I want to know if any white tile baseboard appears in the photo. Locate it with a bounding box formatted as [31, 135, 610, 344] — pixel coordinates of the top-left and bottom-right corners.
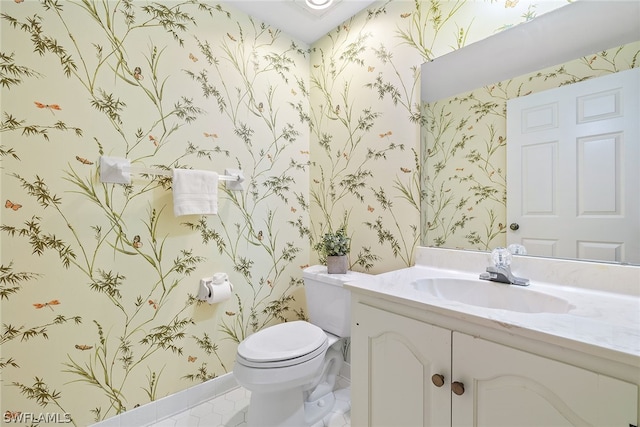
[89, 362, 351, 427]
[89, 372, 238, 427]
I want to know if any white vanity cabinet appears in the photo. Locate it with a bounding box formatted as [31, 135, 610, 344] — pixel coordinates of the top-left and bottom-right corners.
[351, 301, 638, 427]
[350, 302, 452, 427]
[453, 332, 637, 426]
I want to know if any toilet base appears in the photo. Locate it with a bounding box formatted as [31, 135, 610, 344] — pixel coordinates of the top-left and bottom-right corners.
[246, 386, 337, 427]
[247, 386, 306, 427]
[304, 390, 336, 425]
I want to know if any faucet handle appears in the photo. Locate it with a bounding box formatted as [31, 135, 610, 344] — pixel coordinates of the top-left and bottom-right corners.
[507, 243, 527, 255]
[491, 247, 512, 268]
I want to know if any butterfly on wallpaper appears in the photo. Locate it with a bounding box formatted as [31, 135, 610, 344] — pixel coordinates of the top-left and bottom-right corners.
[203, 132, 218, 139]
[299, 264, 310, 269]
[187, 356, 197, 362]
[367, 205, 375, 212]
[299, 150, 309, 155]
[400, 167, 412, 173]
[75, 344, 93, 351]
[33, 300, 60, 310]
[505, 0, 519, 8]
[368, 66, 375, 72]
[400, 13, 411, 18]
[34, 101, 61, 114]
[225, 311, 236, 316]
[149, 135, 158, 146]
[257, 102, 264, 112]
[133, 235, 143, 249]
[76, 155, 93, 165]
[290, 206, 297, 213]
[291, 89, 297, 96]
[148, 299, 158, 310]
[257, 230, 263, 241]
[189, 53, 198, 62]
[134, 66, 144, 81]
[379, 131, 392, 138]
[5, 200, 22, 211]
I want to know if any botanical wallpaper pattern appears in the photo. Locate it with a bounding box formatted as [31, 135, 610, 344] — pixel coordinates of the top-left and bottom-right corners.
[422, 41, 640, 251]
[0, 0, 580, 424]
[308, 0, 570, 273]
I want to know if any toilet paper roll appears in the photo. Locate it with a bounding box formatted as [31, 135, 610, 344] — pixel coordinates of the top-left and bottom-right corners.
[203, 280, 234, 304]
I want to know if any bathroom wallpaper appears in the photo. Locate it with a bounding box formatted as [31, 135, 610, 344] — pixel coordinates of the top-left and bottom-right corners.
[422, 41, 640, 251]
[1, 0, 569, 425]
[0, 1, 311, 424]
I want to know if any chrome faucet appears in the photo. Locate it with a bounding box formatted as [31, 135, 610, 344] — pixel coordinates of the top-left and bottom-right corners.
[479, 247, 530, 286]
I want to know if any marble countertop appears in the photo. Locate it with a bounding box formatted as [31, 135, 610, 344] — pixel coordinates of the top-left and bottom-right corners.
[345, 264, 640, 370]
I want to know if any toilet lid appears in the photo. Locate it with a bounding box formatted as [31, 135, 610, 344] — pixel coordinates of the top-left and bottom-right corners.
[237, 321, 328, 364]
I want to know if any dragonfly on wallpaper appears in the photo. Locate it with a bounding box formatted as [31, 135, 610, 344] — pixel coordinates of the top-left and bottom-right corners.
[34, 101, 61, 114]
[33, 299, 60, 310]
[75, 155, 93, 165]
[75, 344, 93, 351]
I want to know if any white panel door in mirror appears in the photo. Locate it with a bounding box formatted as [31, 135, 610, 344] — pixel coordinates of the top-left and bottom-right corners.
[507, 68, 639, 263]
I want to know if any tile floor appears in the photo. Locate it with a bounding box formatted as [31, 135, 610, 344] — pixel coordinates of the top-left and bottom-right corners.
[147, 377, 351, 427]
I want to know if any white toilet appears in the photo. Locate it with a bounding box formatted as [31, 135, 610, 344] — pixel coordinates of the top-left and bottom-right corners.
[233, 265, 369, 427]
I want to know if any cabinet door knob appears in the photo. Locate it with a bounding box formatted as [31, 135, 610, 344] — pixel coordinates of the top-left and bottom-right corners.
[431, 374, 445, 387]
[452, 381, 465, 396]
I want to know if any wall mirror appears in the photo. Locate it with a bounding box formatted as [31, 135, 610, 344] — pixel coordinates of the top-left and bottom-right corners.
[420, 1, 640, 265]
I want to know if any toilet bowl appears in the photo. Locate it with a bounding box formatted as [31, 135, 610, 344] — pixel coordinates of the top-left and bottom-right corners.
[233, 266, 370, 427]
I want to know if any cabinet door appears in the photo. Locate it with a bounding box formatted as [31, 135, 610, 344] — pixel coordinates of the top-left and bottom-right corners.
[351, 302, 451, 427]
[452, 332, 638, 427]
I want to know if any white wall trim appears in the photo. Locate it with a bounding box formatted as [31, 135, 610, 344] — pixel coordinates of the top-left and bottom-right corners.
[89, 360, 352, 426]
[89, 373, 238, 427]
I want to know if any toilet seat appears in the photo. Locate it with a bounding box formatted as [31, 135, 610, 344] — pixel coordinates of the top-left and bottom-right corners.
[237, 321, 328, 368]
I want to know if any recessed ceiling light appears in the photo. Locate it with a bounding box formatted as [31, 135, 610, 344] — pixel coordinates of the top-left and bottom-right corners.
[305, 0, 334, 10]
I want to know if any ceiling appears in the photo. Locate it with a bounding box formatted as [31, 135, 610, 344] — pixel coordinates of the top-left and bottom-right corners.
[222, 0, 377, 45]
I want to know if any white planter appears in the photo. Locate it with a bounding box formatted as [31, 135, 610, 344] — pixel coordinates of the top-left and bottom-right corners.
[326, 255, 348, 274]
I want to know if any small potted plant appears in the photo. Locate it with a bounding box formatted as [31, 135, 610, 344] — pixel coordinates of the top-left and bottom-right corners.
[321, 227, 350, 274]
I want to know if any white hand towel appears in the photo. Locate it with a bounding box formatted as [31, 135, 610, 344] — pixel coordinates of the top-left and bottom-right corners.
[172, 169, 219, 217]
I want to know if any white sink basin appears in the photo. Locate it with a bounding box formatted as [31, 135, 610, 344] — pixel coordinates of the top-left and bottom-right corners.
[412, 278, 573, 314]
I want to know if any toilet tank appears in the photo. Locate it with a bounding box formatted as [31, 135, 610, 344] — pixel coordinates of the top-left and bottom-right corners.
[303, 265, 371, 338]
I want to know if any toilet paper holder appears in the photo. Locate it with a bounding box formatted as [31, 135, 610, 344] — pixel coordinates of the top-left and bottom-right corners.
[198, 278, 214, 300]
[197, 273, 234, 304]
